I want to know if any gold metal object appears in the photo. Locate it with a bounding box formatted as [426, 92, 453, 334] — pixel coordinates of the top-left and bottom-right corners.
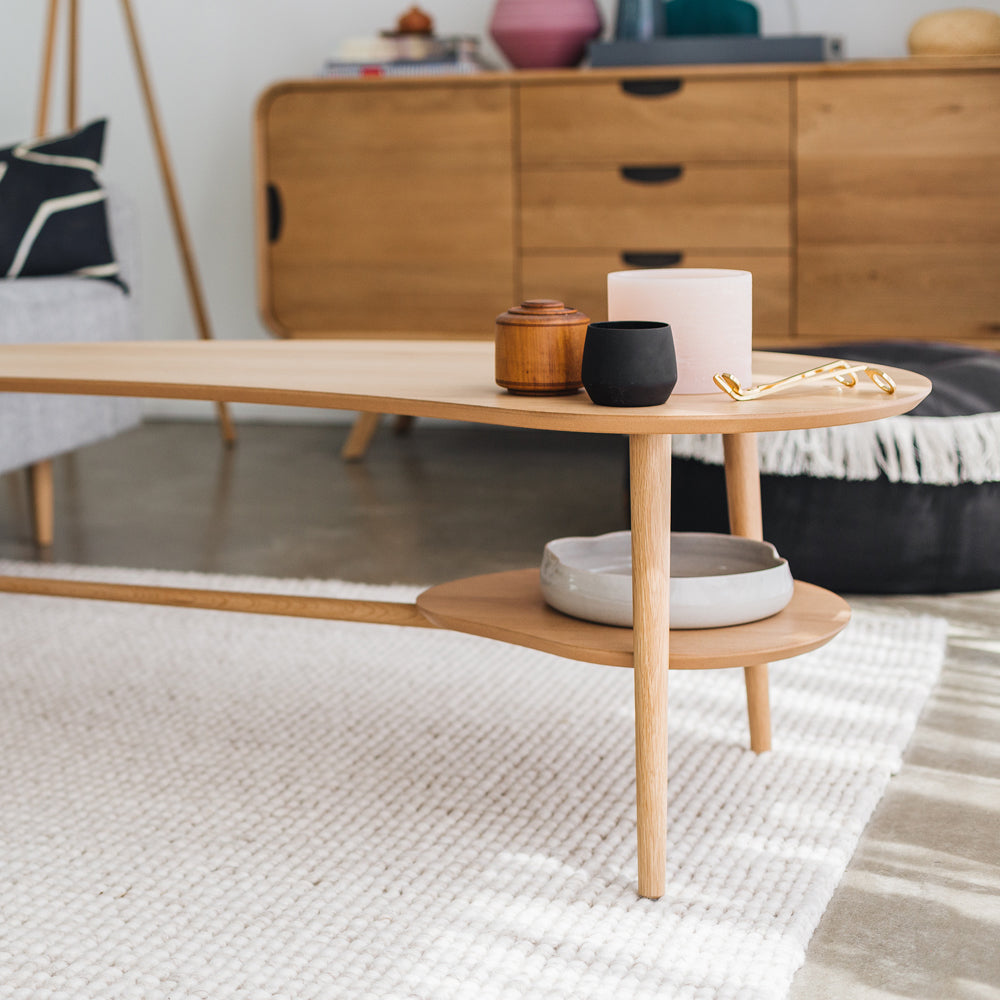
[713, 360, 896, 401]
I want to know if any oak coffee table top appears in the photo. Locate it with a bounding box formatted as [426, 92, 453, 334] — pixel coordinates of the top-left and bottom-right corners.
[0, 339, 930, 434]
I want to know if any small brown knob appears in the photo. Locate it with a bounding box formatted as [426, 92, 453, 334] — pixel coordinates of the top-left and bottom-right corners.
[397, 6, 434, 35]
[499, 300, 588, 323]
[517, 299, 569, 312]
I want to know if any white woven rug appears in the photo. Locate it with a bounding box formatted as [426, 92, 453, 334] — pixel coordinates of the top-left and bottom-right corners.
[0, 562, 947, 1000]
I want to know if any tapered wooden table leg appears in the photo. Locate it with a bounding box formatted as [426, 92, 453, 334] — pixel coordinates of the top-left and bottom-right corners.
[629, 433, 672, 899]
[341, 412, 381, 461]
[28, 459, 54, 547]
[722, 432, 772, 753]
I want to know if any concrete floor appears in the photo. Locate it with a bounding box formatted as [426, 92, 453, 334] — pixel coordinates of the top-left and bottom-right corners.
[2, 418, 998, 999]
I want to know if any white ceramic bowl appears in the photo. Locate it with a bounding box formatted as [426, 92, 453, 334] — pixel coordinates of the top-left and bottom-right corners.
[540, 530, 794, 629]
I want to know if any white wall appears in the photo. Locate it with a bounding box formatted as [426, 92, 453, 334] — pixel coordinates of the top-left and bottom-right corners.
[1, 0, 996, 422]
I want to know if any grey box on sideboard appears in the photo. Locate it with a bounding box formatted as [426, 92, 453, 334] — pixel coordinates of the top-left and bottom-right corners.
[589, 35, 844, 66]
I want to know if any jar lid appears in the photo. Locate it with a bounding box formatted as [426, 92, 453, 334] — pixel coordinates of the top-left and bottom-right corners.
[508, 299, 572, 315]
[496, 299, 589, 325]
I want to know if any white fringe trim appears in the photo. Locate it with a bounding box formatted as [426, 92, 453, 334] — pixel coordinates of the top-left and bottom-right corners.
[673, 412, 1000, 486]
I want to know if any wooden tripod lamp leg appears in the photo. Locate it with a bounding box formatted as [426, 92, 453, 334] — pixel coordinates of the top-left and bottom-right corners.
[35, 0, 60, 137]
[28, 2, 62, 550]
[28, 460, 55, 548]
[722, 432, 772, 753]
[36, 0, 79, 135]
[66, 0, 79, 129]
[118, 0, 236, 447]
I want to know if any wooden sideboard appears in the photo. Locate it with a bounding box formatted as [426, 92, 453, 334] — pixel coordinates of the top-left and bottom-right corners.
[255, 58, 1000, 349]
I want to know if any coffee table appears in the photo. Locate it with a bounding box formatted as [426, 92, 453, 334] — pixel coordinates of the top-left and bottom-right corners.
[0, 339, 931, 898]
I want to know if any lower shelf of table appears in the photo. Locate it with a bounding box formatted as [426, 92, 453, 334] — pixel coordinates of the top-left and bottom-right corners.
[417, 569, 850, 669]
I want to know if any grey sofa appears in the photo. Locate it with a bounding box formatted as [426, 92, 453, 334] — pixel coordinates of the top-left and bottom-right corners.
[0, 193, 143, 544]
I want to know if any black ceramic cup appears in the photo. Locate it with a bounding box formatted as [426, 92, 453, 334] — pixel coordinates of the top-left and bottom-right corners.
[581, 321, 677, 407]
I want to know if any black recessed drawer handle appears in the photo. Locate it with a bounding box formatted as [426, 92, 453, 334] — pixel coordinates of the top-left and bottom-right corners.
[621, 252, 685, 268]
[620, 79, 683, 98]
[620, 165, 684, 184]
[266, 183, 283, 243]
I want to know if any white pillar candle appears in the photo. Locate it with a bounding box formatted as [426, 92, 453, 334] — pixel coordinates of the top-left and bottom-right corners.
[607, 269, 752, 394]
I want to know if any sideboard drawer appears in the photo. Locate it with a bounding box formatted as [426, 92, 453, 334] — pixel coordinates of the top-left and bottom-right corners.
[521, 251, 791, 343]
[798, 156, 1000, 245]
[519, 78, 790, 166]
[797, 246, 1000, 342]
[520, 164, 790, 249]
[797, 72, 1000, 159]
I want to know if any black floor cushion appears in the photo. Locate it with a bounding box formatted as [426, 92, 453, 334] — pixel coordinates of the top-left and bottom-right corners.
[669, 341, 1000, 595]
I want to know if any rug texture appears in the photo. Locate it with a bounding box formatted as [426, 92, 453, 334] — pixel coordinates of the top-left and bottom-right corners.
[0, 562, 947, 1000]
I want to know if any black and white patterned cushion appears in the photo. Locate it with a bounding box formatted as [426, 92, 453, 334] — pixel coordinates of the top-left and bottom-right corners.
[0, 119, 124, 289]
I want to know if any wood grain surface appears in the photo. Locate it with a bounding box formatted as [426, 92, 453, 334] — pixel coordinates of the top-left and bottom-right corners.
[0, 341, 931, 435]
[416, 570, 851, 670]
[518, 77, 790, 165]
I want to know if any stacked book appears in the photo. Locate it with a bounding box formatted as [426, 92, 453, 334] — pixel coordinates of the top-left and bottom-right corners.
[321, 35, 495, 78]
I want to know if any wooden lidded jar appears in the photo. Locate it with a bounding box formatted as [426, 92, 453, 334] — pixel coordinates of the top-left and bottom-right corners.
[494, 299, 591, 395]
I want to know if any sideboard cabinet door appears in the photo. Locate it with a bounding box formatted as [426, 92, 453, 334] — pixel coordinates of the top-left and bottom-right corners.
[797, 72, 1000, 344]
[257, 83, 516, 337]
